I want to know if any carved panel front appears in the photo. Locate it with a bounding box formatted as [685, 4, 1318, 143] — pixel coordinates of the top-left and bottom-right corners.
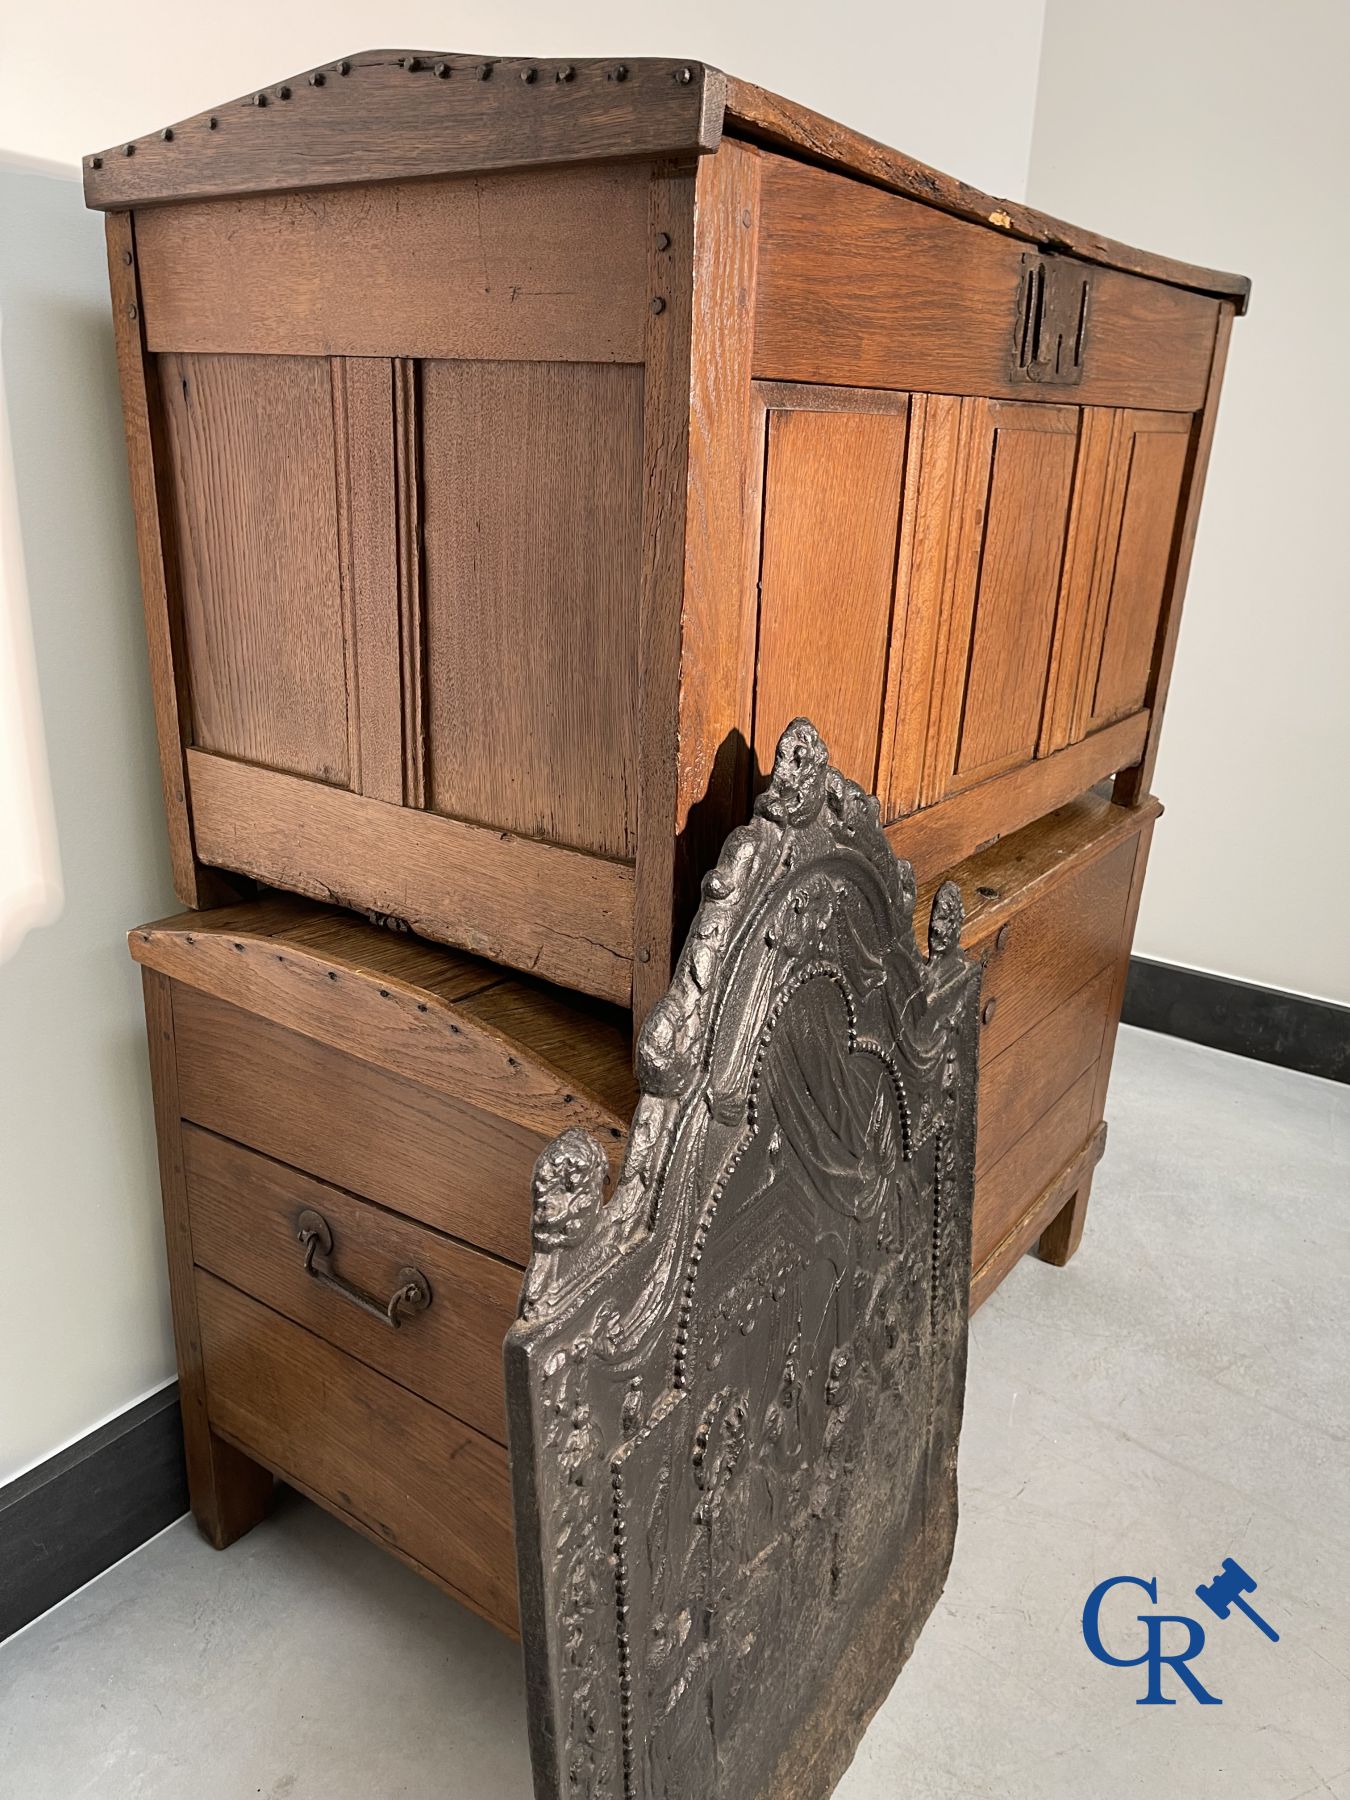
[505, 720, 981, 1800]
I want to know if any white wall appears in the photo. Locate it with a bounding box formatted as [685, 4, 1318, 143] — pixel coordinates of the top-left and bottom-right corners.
[1029, 0, 1350, 1006]
[0, 162, 179, 1482]
[0, 4, 1047, 1477]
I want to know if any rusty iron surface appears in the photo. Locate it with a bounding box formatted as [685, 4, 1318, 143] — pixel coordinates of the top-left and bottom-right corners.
[505, 718, 981, 1800]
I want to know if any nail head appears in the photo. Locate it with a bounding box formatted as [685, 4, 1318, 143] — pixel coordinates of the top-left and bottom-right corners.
[655, 230, 671, 251]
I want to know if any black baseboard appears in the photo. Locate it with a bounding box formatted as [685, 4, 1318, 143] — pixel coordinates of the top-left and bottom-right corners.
[1124, 957, 1349, 1084]
[0, 1385, 187, 1643]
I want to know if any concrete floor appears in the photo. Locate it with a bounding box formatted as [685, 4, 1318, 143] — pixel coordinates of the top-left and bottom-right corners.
[2, 1026, 1347, 1799]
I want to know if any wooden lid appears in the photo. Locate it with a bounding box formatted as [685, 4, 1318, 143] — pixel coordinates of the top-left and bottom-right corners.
[130, 895, 637, 1163]
[84, 48, 1249, 312]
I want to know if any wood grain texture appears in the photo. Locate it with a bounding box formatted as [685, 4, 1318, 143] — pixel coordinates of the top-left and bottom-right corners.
[913, 789, 1162, 950]
[197, 1272, 518, 1634]
[970, 1123, 1106, 1310]
[140, 971, 273, 1547]
[754, 159, 1221, 412]
[331, 357, 401, 803]
[185, 750, 634, 1003]
[87, 51, 1247, 311]
[1040, 407, 1116, 754]
[161, 352, 350, 784]
[85, 52, 724, 210]
[753, 401, 908, 791]
[882, 393, 963, 817]
[1037, 1170, 1096, 1267]
[420, 359, 642, 862]
[1074, 411, 1192, 735]
[1090, 810, 1157, 1128]
[886, 710, 1149, 885]
[104, 214, 223, 908]
[969, 835, 1136, 1065]
[972, 1066, 1097, 1271]
[631, 162, 698, 1029]
[172, 984, 539, 1266]
[722, 77, 1249, 310]
[135, 166, 649, 364]
[663, 140, 764, 1003]
[925, 401, 1079, 798]
[1115, 309, 1235, 806]
[975, 964, 1113, 1178]
[184, 1128, 519, 1445]
[130, 901, 633, 1156]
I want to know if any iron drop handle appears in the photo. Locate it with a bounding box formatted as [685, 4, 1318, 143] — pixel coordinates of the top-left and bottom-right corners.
[295, 1207, 432, 1328]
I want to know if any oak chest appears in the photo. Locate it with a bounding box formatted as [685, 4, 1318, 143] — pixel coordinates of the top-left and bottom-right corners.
[95, 49, 1244, 1798]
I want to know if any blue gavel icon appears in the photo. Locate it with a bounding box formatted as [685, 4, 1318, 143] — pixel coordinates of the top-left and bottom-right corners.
[1195, 1558, 1279, 1642]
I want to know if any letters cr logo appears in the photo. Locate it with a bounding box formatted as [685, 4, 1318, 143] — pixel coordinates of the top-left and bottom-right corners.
[1082, 1575, 1222, 1705]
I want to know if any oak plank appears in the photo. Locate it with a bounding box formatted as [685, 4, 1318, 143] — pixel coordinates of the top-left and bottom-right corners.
[185, 1129, 519, 1446]
[197, 1272, 518, 1634]
[172, 986, 540, 1266]
[130, 905, 632, 1155]
[976, 965, 1113, 1178]
[185, 749, 635, 1004]
[140, 971, 272, 1546]
[135, 166, 650, 364]
[420, 359, 643, 863]
[722, 76, 1249, 310]
[753, 403, 908, 791]
[886, 710, 1149, 884]
[161, 353, 351, 785]
[104, 214, 227, 908]
[86, 52, 724, 211]
[755, 159, 1221, 412]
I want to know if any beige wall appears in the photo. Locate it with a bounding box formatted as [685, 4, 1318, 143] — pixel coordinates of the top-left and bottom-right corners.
[0, 2, 1048, 1478]
[1029, 0, 1350, 1005]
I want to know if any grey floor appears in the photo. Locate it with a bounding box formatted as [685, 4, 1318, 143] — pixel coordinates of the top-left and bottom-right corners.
[2, 1027, 1347, 1799]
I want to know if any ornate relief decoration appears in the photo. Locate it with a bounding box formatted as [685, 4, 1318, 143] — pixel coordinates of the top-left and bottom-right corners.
[505, 718, 981, 1800]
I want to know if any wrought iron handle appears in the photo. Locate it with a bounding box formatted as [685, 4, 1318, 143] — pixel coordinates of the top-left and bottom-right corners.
[295, 1208, 432, 1329]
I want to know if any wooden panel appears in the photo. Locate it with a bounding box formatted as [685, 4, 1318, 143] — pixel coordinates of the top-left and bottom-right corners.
[420, 360, 642, 861]
[86, 52, 723, 211]
[722, 78, 1250, 311]
[1041, 407, 1117, 754]
[135, 166, 649, 363]
[970, 835, 1136, 1063]
[669, 143, 764, 961]
[197, 1272, 517, 1634]
[331, 357, 401, 803]
[140, 971, 272, 1547]
[1115, 311, 1234, 807]
[130, 900, 634, 1157]
[971, 1123, 1107, 1311]
[885, 710, 1149, 885]
[926, 401, 1079, 798]
[755, 159, 1221, 413]
[632, 162, 698, 1025]
[185, 750, 634, 1004]
[753, 400, 907, 789]
[184, 1128, 517, 1445]
[173, 985, 538, 1266]
[976, 965, 1113, 1178]
[106, 214, 228, 909]
[1076, 411, 1192, 734]
[913, 790, 1160, 950]
[882, 393, 962, 817]
[972, 1066, 1097, 1271]
[161, 353, 349, 784]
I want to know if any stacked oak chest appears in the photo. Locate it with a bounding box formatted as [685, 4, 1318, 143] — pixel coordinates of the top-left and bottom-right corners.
[88, 48, 1245, 1694]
